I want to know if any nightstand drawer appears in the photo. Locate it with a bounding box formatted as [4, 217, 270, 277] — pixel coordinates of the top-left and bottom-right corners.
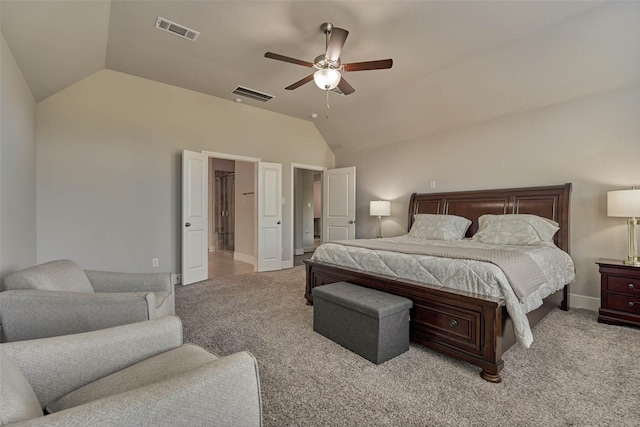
[607, 276, 640, 295]
[606, 293, 640, 314]
[597, 259, 640, 327]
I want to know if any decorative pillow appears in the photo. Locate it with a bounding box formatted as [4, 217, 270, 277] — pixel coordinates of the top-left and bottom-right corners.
[0, 349, 43, 425]
[408, 214, 472, 240]
[472, 214, 559, 245]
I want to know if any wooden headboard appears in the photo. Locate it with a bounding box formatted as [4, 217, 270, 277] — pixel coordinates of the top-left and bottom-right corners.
[407, 183, 572, 253]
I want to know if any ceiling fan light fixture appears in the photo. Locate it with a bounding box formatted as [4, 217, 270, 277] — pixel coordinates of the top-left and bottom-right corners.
[313, 68, 341, 90]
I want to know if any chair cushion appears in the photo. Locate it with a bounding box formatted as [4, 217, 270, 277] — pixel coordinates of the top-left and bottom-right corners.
[4, 260, 94, 293]
[152, 292, 174, 317]
[46, 344, 219, 413]
[0, 349, 43, 425]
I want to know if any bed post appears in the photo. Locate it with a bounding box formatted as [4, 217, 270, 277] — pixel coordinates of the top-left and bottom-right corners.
[560, 183, 572, 311]
[561, 284, 570, 311]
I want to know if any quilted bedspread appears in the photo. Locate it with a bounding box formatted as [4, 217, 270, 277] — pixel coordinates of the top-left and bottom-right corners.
[311, 235, 576, 348]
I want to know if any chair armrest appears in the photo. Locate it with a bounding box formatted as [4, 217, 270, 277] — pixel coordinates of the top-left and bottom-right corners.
[0, 290, 154, 341]
[85, 270, 172, 294]
[1, 316, 183, 409]
[14, 351, 262, 427]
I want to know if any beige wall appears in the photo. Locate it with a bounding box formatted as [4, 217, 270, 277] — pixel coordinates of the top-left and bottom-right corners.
[337, 85, 640, 307]
[35, 69, 334, 273]
[0, 35, 37, 282]
[294, 168, 304, 254]
[302, 170, 315, 250]
[234, 160, 256, 263]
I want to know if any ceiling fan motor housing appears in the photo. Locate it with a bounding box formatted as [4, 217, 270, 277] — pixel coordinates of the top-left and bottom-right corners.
[321, 22, 334, 35]
[314, 55, 341, 70]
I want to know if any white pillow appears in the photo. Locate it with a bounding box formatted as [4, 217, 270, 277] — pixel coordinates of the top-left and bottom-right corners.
[472, 214, 559, 245]
[408, 214, 472, 241]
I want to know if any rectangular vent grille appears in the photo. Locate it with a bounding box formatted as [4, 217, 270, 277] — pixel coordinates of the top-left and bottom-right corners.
[155, 17, 199, 41]
[232, 86, 275, 102]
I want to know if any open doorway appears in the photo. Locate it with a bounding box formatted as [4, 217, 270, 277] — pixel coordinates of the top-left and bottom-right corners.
[183, 150, 284, 284]
[208, 157, 256, 278]
[293, 166, 323, 266]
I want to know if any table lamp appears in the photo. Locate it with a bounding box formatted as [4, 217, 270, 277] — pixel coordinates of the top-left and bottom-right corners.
[370, 200, 391, 238]
[607, 188, 640, 265]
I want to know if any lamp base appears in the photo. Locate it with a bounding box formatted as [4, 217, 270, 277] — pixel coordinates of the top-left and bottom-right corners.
[624, 218, 639, 266]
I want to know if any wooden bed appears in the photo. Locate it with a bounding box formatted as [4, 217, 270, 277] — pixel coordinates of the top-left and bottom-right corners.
[305, 183, 572, 382]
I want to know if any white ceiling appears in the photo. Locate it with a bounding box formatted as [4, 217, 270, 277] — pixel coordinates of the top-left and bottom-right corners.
[2, 1, 638, 154]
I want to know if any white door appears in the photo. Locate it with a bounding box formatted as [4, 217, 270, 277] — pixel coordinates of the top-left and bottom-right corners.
[257, 162, 282, 271]
[323, 166, 356, 241]
[182, 150, 208, 285]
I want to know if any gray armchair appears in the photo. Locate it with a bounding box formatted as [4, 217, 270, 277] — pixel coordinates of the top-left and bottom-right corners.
[0, 260, 175, 341]
[0, 316, 262, 426]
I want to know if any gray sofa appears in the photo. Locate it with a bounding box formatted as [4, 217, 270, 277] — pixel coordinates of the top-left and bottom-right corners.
[0, 316, 262, 426]
[0, 260, 175, 341]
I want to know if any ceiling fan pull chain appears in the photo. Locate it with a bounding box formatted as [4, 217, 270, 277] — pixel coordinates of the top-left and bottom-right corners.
[326, 90, 330, 119]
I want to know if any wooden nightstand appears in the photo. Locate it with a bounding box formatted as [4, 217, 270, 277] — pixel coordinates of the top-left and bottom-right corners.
[596, 259, 640, 327]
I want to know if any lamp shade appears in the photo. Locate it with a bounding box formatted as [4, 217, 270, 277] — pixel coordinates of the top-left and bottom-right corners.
[370, 200, 391, 217]
[607, 189, 640, 217]
[314, 68, 341, 90]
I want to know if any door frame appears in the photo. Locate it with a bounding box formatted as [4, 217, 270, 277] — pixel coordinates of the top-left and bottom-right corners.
[202, 151, 261, 273]
[290, 163, 326, 265]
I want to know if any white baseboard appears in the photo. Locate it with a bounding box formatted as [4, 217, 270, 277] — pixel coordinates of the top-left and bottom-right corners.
[282, 259, 294, 269]
[303, 246, 315, 253]
[569, 293, 599, 312]
[294, 248, 304, 256]
[233, 252, 255, 266]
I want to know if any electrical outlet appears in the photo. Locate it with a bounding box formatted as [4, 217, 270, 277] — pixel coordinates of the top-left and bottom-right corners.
[171, 273, 182, 285]
[430, 180, 436, 189]
[152, 258, 159, 267]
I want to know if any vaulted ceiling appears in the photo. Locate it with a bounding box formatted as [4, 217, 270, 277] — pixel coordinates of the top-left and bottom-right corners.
[3, 1, 637, 154]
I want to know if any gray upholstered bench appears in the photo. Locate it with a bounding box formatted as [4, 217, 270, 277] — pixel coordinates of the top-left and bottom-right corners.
[312, 282, 413, 364]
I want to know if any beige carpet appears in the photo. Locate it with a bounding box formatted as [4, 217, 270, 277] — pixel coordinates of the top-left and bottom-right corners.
[175, 266, 639, 426]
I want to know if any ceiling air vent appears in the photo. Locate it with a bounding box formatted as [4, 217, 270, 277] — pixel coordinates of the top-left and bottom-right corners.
[155, 17, 199, 42]
[232, 86, 275, 102]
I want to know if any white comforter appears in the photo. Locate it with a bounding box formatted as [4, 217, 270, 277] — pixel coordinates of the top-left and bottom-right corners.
[311, 235, 576, 348]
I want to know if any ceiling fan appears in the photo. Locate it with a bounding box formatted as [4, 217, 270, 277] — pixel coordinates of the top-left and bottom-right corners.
[264, 22, 393, 96]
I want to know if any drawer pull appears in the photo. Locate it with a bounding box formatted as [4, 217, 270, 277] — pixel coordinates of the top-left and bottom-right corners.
[448, 319, 458, 328]
[629, 283, 636, 290]
[629, 301, 636, 307]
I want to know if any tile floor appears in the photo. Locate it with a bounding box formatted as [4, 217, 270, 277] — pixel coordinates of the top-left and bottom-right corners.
[208, 236, 319, 278]
[208, 251, 254, 279]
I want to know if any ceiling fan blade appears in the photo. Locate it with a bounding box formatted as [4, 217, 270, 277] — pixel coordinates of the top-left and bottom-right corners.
[264, 52, 314, 68]
[343, 59, 393, 72]
[337, 77, 355, 95]
[285, 74, 315, 90]
[325, 27, 349, 62]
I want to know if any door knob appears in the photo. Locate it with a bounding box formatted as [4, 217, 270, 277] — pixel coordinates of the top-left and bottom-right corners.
[277, 221, 281, 225]
[185, 222, 191, 227]
[348, 220, 355, 224]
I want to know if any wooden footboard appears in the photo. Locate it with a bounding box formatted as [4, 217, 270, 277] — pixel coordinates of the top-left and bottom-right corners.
[305, 260, 507, 382]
